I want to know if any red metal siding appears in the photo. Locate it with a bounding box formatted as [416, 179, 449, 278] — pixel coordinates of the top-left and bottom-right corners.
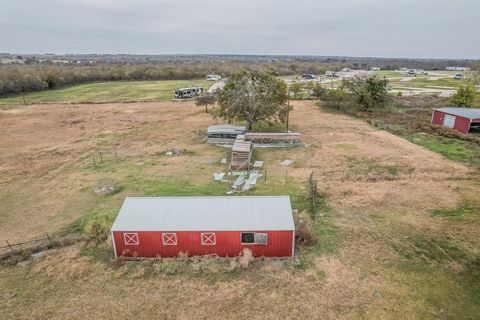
[431, 111, 471, 134]
[453, 116, 471, 133]
[113, 230, 293, 258]
[431, 110, 444, 125]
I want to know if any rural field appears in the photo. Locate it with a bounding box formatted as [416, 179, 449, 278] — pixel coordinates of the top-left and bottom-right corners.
[0, 95, 479, 318]
[0, 80, 212, 105]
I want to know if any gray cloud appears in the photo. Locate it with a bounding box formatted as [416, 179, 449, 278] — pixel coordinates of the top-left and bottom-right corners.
[1, 0, 479, 58]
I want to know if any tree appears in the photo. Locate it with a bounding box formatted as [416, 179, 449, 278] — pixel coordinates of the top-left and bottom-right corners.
[195, 93, 216, 112]
[342, 75, 388, 111]
[322, 89, 350, 110]
[311, 83, 327, 100]
[290, 82, 303, 99]
[449, 84, 477, 108]
[217, 70, 289, 130]
[467, 62, 480, 85]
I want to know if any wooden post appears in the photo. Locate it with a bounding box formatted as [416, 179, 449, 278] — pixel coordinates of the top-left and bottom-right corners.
[99, 152, 103, 163]
[6, 240, 15, 254]
[92, 155, 96, 167]
[264, 169, 267, 182]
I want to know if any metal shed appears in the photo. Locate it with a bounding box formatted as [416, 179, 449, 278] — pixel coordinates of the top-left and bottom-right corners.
[207, 124, 246, 144]
[431, 108, 480, 134]
[111, 196, 295, 258]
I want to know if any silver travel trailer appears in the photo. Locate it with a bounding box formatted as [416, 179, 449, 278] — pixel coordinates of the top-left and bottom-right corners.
[325, 71, 338, 77]
[174, 87, 204, 99]
[206, 74, 222, 81]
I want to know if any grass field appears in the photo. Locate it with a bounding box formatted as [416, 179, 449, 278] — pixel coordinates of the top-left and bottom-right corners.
[390, 77, 466, 89]
[0, 80, 212, 105]
[0, 100, 479, 319]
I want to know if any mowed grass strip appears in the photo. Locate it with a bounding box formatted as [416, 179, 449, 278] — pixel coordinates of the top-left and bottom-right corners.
[0, 80, 212, 105]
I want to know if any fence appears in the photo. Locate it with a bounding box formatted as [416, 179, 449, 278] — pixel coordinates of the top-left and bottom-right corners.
[0, 233, 85, 260]
[308, 171, 318, 220]
[0, 233, 54, 256]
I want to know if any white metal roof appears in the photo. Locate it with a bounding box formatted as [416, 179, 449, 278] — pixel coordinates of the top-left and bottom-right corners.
[435, 108, 480, 120]
[111, 196, 294, 232]
[207, 124, 246, 135]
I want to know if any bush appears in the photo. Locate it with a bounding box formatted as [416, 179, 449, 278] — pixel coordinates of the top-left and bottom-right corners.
[321, 89, 351, 110]
[449, 84, 477, 108]
[83, 217, 111, 243]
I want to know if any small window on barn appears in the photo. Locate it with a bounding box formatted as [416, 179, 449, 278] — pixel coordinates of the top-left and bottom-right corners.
[241, 232, 268, 245]
[254, 233, 268, 245]
[241, 233, 255, 244]
[201, 233, 216, 245]
[162, 233, 177, 246]
[124, 233, 139, 245]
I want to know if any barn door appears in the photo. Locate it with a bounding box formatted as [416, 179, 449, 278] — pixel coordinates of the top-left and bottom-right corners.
[443, 114, 456, 128]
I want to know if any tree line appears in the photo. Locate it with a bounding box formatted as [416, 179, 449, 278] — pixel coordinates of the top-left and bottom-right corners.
[3, 57, 477, 97]
[0, 61, 333, 97]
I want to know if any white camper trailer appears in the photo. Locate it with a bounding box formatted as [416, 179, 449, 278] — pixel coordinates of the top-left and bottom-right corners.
[325, 71, 338, 77]
[206, 74, 222, 81]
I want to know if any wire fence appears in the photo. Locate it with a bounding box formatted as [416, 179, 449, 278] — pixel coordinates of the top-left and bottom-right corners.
[0, 233, 85, 260]
[308, 171, 318, 220]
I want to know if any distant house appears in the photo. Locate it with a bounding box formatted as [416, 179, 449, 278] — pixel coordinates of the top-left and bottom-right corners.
[446, 67, 471, 71]
[111, 196, 296, 258]
[431, 108, 480, 134]
[370, 67, 381, 71]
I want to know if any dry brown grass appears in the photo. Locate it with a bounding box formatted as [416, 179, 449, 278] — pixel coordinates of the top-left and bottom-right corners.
[0, 101, 479, 319]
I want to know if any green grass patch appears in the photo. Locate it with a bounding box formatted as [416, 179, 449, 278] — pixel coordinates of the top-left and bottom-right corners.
[0, 80, 212, 105]
[389, 77, 466, 89]
[391, 234, 466, 264]
[432, 201, 480, 218]
[388, 263, 480, 319]
[408, 132, 480, 166]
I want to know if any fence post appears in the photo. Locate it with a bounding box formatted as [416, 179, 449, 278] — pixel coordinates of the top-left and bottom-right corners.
[45, 233, 53, 247]
[6, 240, 15, 254]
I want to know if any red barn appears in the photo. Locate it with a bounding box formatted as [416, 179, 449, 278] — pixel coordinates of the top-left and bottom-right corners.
[431, 108, 480, 134]
[111, 196, 295, 258]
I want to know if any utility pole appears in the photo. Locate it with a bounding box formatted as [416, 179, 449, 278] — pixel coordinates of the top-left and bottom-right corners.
[286, 88, 290, 133]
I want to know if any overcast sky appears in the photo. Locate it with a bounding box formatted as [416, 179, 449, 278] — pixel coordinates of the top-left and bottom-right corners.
[1, 0, 479, 59]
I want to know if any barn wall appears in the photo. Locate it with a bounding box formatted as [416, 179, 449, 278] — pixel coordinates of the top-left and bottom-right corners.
[113, 230, 294, 258]
[453, 116, 471, 133]
[431, 111, 471, 134]
[431, 110, 444, 125]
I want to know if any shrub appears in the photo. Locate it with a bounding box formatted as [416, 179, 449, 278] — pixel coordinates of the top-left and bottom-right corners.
[83, 217, 110, 243]
[449, 84, 477, 108]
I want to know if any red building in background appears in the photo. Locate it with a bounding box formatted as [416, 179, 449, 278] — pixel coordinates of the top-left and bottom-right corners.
[111, 196, 295, 258]
[431, 108, 480, 134]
